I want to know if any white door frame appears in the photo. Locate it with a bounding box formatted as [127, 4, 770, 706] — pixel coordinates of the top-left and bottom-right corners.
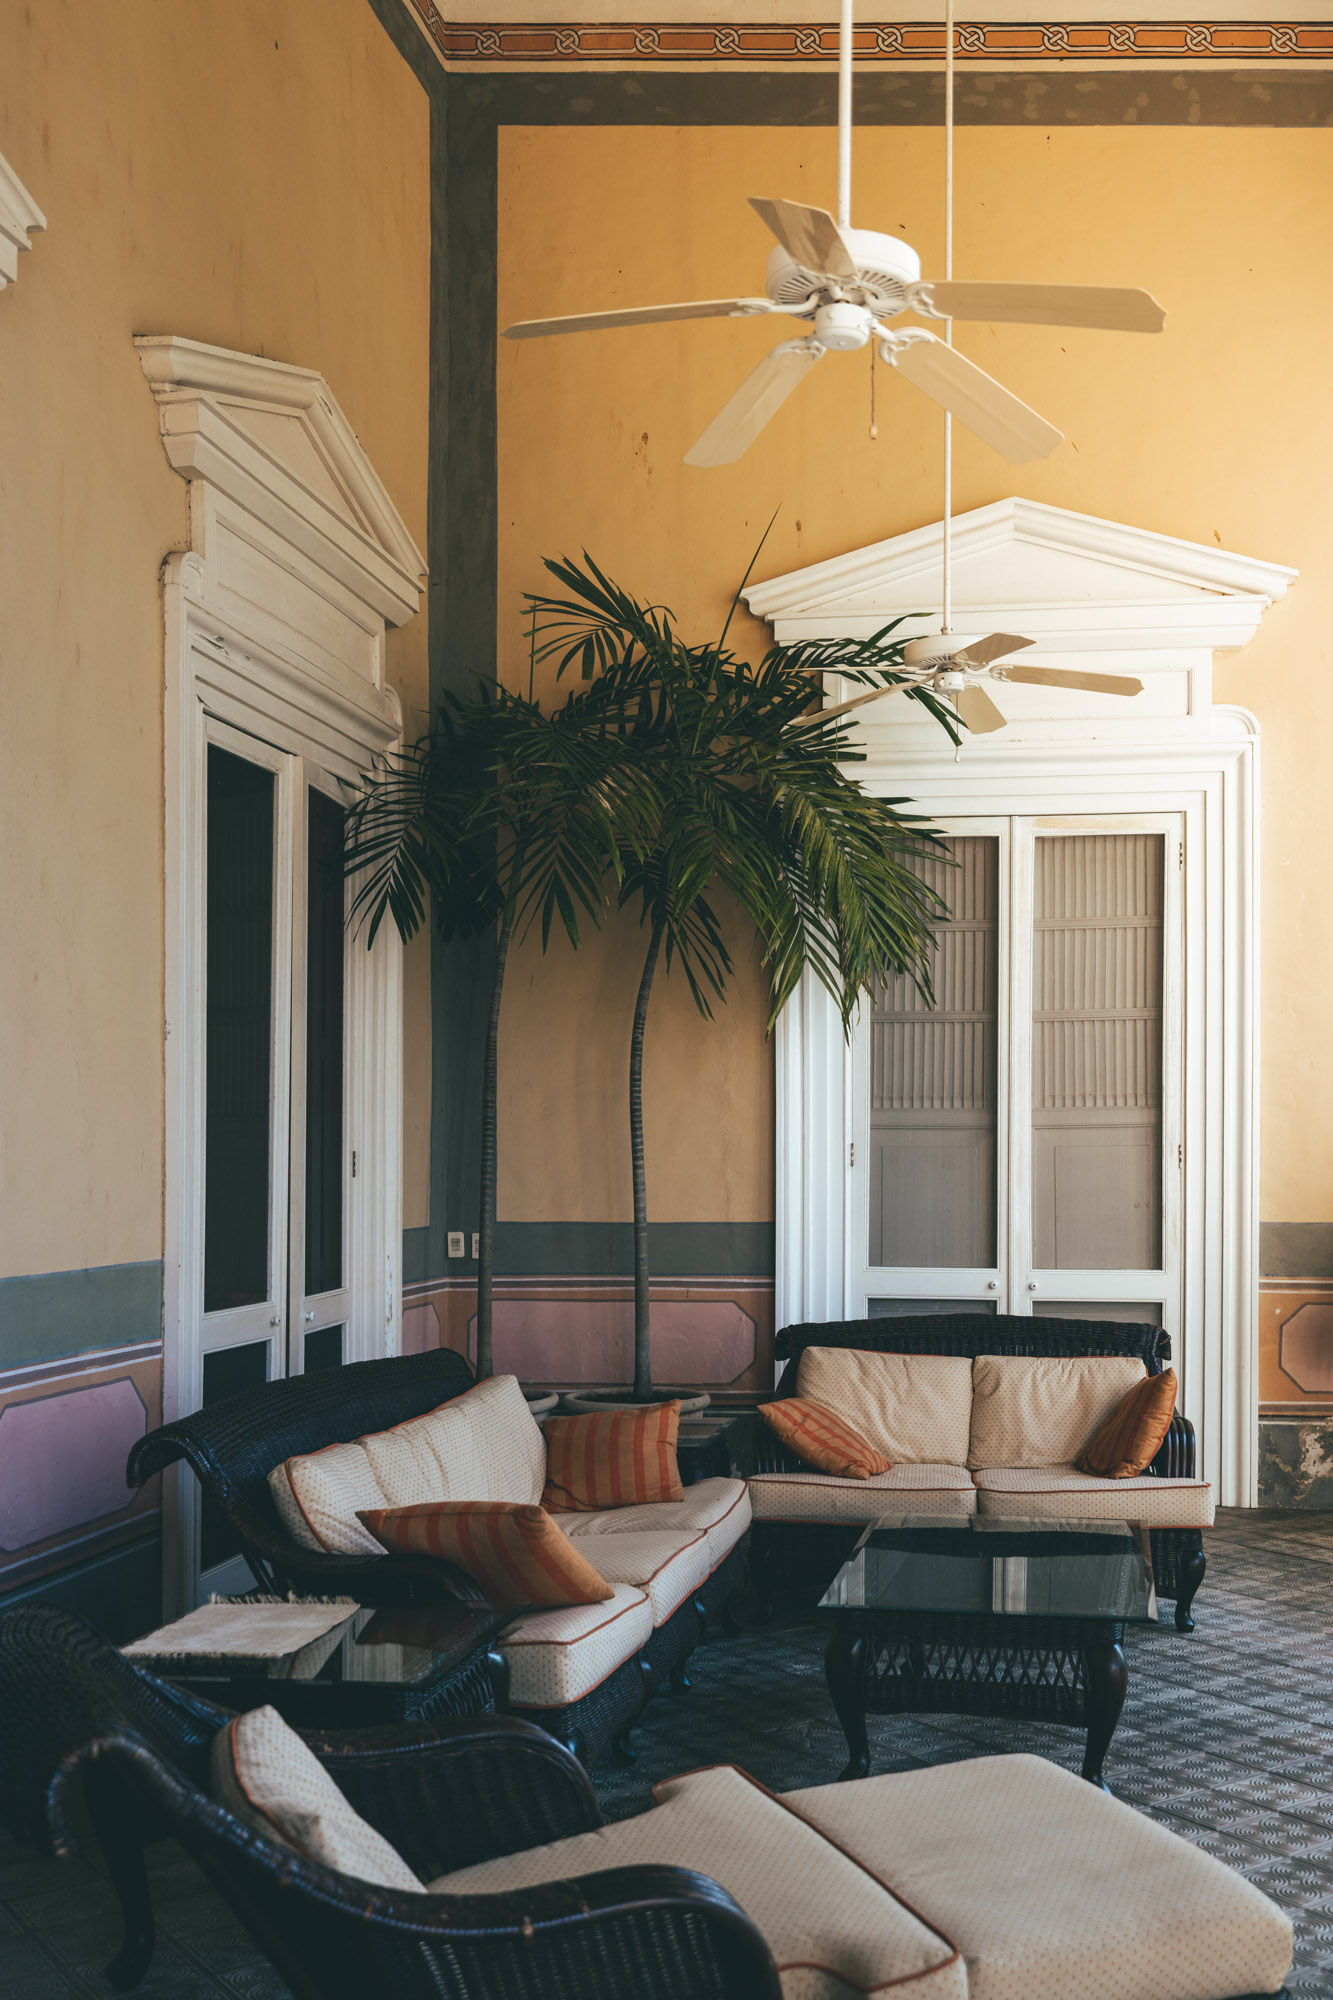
[751, 500, 1289, 1511]
[776, 728, 1258, 1506]
[141, 336, 425, 1610]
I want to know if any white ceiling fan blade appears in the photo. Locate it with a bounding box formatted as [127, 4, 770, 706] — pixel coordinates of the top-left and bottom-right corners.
[913, 280, 1165, 335]
[788, 677, 924, 730]
[749, 197, 859, 284]
[882, 329, 1062, 464]
[955, 685, 1007, 734]
[951, 632, 1035, 670]
[684, 342, 823, 468]
[504, 298, 776, 341]
[1003, 665, 1144, 697]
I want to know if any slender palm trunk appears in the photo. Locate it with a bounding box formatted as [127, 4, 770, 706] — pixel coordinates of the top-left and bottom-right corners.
[475, 907, 513, 1379]
[630, 923, 663, 1397]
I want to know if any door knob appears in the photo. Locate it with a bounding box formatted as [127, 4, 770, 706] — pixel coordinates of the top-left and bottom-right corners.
[1027, 1281, 1039, 1293]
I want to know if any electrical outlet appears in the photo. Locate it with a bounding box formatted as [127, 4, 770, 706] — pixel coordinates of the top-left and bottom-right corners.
[447, 1230, 465, 1258]
[472, 1233, 480, 1259]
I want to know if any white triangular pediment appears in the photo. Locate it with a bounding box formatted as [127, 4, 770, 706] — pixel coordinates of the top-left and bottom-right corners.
[744, 498, 1294, 656]
[136, 336, 425, 631]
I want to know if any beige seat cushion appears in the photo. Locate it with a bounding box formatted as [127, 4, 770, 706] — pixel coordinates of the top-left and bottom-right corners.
[359, 1374, 546, 1509]
[576, 1529, 715, 1626]
[268, 1440, 388, 1557]
[433, 1763, 965, 1998]
[550, 1475, 750, 1572]
[786, 1753, 1292, 2000]
[211, 1705, 423, 1892]
[748, 1464, 977, 1525]
[500, 1584, 654, 1708]
[974, 1464, 1214, 1527]
[794, 1350, 975, 1465]
[968, 1355, 1148, 1471]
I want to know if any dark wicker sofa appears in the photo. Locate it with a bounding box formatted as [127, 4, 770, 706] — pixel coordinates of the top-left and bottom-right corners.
[125, 1350, 745, 1767]
[751, 1312, 1207, 1631]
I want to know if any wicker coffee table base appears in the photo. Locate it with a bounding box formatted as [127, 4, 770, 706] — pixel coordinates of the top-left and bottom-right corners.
[824, 1610, 1129, 1790]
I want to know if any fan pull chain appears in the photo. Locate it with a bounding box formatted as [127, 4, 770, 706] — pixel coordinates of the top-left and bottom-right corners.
[869, 339, 878, 441]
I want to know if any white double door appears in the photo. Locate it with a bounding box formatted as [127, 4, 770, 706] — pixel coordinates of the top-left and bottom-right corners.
[192, 716, 355, 1592]
[852, 813, 1182, 1347]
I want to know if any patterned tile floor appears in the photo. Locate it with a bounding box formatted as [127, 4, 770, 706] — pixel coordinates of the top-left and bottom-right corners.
[3, 1510, 1331, 1997]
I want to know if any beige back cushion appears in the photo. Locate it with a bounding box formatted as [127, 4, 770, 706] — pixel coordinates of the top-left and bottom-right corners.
[211, 1705, 424, 1892]
[794, 1349, 974, 1465]
[358, 1373, 546, 1508]
[968, 1354, 1148, 1470]
[268, 1441, 388, 1556]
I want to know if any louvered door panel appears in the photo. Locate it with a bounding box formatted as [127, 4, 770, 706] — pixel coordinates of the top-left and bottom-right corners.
[1031, 834, 1164, 1271]
[869, 837, 999, 1268]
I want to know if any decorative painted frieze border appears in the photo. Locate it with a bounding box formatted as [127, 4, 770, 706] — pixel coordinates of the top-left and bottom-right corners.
[412, 12, 1333, 64]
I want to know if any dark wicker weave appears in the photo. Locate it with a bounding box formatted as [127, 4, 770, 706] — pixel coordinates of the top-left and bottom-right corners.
[752, 1313, 1206, 1632]
[126, 1349, 746, 1763]
[126, 1348, 482, 1602]
[0, 1605, 780, 2000]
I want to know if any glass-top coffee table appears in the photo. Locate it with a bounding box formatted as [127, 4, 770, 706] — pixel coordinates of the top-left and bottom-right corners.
[128, 1600, 513, 1729]
[818, 1516, 1159, 1790]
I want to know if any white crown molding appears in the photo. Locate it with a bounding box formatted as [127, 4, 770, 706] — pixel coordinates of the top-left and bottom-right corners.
[0, 152, 46, 289]
[744, 497, 1296, 657]
[136, 336, 426, 624]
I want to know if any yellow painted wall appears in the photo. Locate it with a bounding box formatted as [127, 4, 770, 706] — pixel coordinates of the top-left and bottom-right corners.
[0, 0, 430, 1279]
[497, 120, 1331, 1228]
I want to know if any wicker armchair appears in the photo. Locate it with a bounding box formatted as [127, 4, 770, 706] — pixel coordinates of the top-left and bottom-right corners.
[0, 1605, 779, 2000]
[752, 1313, 1207, 1631]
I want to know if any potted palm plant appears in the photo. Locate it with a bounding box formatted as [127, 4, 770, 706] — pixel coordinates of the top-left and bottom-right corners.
[527, 554, 960, 1410]
[344, 668, 654, 1385]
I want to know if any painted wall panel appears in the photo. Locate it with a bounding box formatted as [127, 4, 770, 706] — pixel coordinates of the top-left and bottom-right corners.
[0, 0, 430, 1291]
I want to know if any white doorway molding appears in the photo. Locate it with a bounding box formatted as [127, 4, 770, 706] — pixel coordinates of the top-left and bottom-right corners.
[746, 499, 1294, 1508]
[139, 335, 425, 1606]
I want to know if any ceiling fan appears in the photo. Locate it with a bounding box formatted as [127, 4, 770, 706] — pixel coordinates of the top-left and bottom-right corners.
[802, 632, 1144, 738]
[502, 0, 1164, 468]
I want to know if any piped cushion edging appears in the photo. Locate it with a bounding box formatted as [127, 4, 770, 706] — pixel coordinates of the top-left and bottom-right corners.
[1075, 1367, 1179, 1479]
[573, 1528, 716, 1626]
[760, 1397, 891, 1478]
[357, 1501, 614, 1607]
[432, 1762, 965, 1997]
[498, 1585, 656, 1708]
[783, 1752, 1292, 2000]
[972, 1465, 1214, 1528]
[550, 1475, 751, 1572]
[748, 1464, 977, 1525]
[541, 1400, 683, 1512]
[211, 1705, 423, 1892]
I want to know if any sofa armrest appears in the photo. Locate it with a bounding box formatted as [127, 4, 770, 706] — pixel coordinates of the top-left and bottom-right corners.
[309, 1714, 602, 1878]
[1150, 1410, 1196, 1481]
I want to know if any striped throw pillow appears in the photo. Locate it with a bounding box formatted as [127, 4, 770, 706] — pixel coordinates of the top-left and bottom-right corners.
[1074, 1367, 1178, 1479]
[759, 1398, 892, 1479]
[540, 1401, 684, 1513]
[357, 1502, 614, 1607]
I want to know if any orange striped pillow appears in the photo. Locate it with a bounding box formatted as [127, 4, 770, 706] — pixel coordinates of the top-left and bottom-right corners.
[1074, 1367, 1178, 1479]
[759, 1398, 891, 1479]
[356, 1502, 614, 1607]
[540, 1401, 684, 1513]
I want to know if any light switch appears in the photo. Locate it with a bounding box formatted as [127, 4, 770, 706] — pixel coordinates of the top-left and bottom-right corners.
[447, 1230, 465, 1258]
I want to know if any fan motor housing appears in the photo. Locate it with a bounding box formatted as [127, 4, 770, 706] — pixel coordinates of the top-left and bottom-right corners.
[764, 227, 922, 312]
